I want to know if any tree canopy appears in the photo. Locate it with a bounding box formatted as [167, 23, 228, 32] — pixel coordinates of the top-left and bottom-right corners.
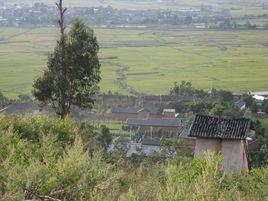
[33, 1, 101, 119]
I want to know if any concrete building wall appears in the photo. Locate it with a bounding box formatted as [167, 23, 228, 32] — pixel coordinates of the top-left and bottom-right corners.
[194, 138, 249, 173]
[137, 111, 150, 119]
[221, 140, 248, 173]
[163, 111, 176, 119]
[194, 138, 218, 157]
[179, 138, 195, 156]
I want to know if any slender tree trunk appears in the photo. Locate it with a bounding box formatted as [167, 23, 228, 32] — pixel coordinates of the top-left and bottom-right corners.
[56, 0, 68, 119]
[56, 0, 67, 46]
[60, 112, 67, 120]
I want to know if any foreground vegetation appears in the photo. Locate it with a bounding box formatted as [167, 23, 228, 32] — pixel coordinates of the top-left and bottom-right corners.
[0, 114, 267, 201]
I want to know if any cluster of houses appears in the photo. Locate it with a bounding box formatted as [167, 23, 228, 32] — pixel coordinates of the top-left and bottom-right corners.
[0, 1, 230, 28]
[111, 107, 185, 135]
[0, 92, 265, 173]
[0, 2, 57, 27]
[126, 109, 184, 135]
[109, 106, 256, 173]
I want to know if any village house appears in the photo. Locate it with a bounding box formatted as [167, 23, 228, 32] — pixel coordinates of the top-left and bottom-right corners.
[109, 106, 161, 121]
[125, 109, 184, 136]
[253, 94, 267, 102]
[247, 91, 268, 103]
[189, 115, 252, 173]
[251, 91, 268, 97]
[110, 107, 140, 121]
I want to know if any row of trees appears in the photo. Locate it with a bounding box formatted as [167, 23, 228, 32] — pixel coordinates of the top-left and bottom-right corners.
[189, 101, 243, 117]
[217, 19, 258, 30]
[169, 81, 207, 97]
[169, 81, 240, 117]
[169, 80, 268, 116]
[169, 81, 233, 100]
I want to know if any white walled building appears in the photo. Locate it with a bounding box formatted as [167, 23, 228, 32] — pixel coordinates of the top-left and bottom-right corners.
[189, 115, 252, 173]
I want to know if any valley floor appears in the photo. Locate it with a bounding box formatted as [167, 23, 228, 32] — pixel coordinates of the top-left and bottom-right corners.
[0, 27, 268, 97]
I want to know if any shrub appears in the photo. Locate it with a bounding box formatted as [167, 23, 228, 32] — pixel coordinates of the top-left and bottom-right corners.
[0, 115, 267, 201]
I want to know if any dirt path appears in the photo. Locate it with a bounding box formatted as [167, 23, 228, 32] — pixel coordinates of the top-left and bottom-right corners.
[103, 61, 147, 97]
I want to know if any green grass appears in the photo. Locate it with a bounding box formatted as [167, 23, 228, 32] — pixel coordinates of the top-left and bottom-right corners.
[90, 120, 132, 135]
[91, 121, 123, 130]
[261, 118, 268, 131]
[0, 27, 268, 97]
[245, 110, 268, 133]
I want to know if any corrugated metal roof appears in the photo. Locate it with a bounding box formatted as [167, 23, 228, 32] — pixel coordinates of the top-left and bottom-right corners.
[253, 95, 267, 101]
[252, 91, 268, 96]
[189, 115, 251, 140]
[126, 118, 183, 127]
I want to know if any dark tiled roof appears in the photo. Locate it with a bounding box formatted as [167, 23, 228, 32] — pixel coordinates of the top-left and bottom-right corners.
[126, 118, 183, 127]
[189, 115, 251, 140]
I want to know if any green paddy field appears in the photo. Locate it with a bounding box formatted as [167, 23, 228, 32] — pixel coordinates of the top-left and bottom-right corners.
[0, 27, 268, 97]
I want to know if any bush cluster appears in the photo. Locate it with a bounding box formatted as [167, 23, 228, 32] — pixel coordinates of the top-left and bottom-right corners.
[0, 114, 267, 201]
